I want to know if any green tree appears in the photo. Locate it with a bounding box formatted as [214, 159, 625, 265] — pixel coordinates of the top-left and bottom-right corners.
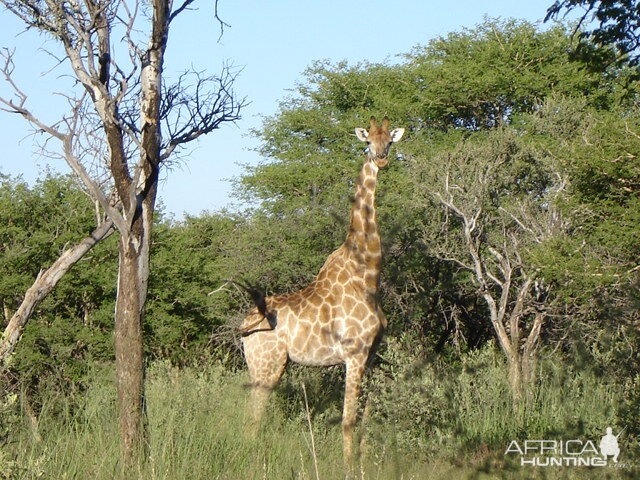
[236, 18, 638, 405]
[146, 213, 242, 363]
[546, 0, 640, 67]
[0, 173, 117, 405]
[0, 174, 102, 318]
[525, 96, 640, 300]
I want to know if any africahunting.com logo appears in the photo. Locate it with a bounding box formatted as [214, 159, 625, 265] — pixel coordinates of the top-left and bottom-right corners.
[505, 427, 631, 467]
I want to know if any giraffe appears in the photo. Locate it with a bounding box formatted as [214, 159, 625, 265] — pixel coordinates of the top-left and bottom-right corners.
[239, 116, 404, 466]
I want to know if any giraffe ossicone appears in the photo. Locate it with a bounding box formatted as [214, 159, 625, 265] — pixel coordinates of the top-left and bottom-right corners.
[240, 116, 404, 467]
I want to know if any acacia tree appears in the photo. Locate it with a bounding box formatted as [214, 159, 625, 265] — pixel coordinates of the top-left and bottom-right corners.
[0, 0, 243, 463]
[417, 129, 565, 407]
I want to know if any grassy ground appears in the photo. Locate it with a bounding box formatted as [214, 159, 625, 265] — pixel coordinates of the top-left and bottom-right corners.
[1, 347, 638, 479]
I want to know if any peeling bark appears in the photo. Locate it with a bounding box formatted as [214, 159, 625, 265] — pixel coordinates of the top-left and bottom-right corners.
[114, 235, 149, 460]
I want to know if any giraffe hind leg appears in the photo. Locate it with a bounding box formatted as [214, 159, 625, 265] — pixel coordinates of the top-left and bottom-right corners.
[242, 335, 287, 438]
[245, 382, 276, 438]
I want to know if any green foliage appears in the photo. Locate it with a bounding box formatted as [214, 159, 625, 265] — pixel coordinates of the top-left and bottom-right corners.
[365, 336, 627, 461]
[521, 96, 640, 305]
[0, 174, 98, 309]
[403, 19, 629, 128]
[546, 0, 640, 68]
[146, 213, 241, 362]
[0, 173, 117, 403]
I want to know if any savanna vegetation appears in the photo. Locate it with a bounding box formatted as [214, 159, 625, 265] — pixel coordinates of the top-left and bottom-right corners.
[1, 16, 639, 479]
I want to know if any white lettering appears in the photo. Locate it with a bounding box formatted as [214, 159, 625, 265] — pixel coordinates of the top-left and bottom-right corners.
[505, 440, 523, 455]
[540, 440, 557, 455]
[521, 457, 536, 466]
[524, 440, 541, 455]
[581, 440, 599, 456]
[505, 433, 617, 469]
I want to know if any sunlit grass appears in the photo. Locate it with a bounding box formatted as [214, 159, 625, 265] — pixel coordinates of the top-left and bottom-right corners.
[2, 350, 637, 480]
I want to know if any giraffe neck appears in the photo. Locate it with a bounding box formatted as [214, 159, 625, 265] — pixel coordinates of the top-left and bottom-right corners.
[345, 160, 381, 291]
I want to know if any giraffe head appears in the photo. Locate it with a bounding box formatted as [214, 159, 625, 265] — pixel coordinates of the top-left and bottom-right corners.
[355, 116, 405, 167]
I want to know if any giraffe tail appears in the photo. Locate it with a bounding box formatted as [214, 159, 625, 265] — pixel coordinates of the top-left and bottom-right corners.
[233, 281, 278, 335]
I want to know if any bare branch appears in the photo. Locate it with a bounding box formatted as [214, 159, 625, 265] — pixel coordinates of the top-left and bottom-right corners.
[160, 65, 246, 162]
[168, 0, 197, 24]
[0, 50, 128, 232]
[213, 0, 231, 42]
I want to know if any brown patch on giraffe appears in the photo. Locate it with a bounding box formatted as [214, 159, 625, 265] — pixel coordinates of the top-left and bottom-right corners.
[352, 303, 369, 319]
[313, 302, 330, 325]
[311, 322, 322, 336]
[307, 292, 323, 307]
[342, 295, 356, 313]
[336, 268, 349, 285]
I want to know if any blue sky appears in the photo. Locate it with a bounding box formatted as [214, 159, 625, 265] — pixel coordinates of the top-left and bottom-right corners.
[0, 0, 563, 218]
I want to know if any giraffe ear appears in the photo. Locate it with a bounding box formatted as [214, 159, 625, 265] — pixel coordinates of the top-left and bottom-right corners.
[355, 128, 369, 142]
[390, 128, 405, 142]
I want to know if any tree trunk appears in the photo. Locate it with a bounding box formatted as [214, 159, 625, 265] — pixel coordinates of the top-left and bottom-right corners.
[521, 351, 537, 389]
[506, 318, 543, 413]
[114, 229, 150, 465]
[110, 0, 163, 463]
[507, 353, 523, 411]
[1, 221, 114, 364]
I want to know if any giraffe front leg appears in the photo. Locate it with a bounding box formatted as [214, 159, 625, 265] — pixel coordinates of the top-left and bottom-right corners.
[342, 355, 367, 472]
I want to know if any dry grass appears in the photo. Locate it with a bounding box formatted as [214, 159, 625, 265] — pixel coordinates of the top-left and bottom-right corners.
[2, 354, 637, 480]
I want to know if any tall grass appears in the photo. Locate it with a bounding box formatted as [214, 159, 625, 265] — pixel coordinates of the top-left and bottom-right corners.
[2, 345, 637, 479]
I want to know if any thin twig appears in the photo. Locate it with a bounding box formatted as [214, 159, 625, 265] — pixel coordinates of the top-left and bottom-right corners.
[301, 383, 321, 480]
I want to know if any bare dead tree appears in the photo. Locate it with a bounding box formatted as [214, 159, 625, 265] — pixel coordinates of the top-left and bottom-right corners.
[425, 132, 566, 408]
[0, 0, 244, 465]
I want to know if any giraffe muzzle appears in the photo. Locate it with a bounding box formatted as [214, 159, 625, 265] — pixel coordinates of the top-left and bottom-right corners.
[373, 156, 389, 168]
